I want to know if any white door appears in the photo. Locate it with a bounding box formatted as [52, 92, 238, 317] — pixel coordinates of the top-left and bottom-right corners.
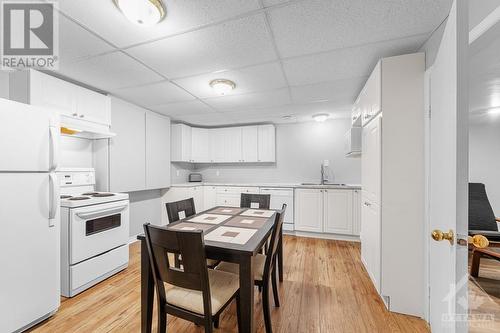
[323, 189, 353, 235]
[241, 126, 258, 162]
[428, 1, 468, 332]
[0, 99, 57, 172]
[0, 173, 60, 333]
[294, 189, 323, 232]
[360, 197, 381, 293]
[361, 116, 382, 205]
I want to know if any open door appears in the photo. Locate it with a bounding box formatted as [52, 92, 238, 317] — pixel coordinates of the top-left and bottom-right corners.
[428, 0, 469, 332]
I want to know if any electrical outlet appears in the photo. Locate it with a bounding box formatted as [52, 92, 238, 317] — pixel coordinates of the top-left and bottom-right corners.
[216, 170, 220, 177]
[176, 170, 180, 177]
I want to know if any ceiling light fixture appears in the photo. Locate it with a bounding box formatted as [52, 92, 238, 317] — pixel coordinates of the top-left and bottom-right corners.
[209, 79, 236, 95]
[113, 0, 166, 27]
[313, 113, 329, 122]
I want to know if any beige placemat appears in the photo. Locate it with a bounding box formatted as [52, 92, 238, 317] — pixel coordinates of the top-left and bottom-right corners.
[204, 226, 257, 245]
[187, 214, 232, 224]
[240, 209, 275, 218]
[207, 207, 246, 215]
[168, 222, 214, 232]
[225, 215, 268, 229]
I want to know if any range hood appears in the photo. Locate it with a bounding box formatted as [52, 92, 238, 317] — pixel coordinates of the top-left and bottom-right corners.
[60, 115, 116, 139]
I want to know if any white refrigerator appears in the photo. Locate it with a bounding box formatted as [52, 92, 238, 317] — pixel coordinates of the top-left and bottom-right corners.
[0, 98, 61, 332]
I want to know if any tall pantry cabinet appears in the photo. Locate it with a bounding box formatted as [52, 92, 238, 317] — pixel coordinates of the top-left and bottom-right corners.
[360, 53, 425, 317]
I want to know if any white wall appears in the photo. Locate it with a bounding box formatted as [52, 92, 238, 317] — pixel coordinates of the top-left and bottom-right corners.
[174, 119, 361, 184]
[128, 190, 163, 239]
[60, 136, 93, 168]
[0, 71, 9, 99]
[469, 119, 500, 216]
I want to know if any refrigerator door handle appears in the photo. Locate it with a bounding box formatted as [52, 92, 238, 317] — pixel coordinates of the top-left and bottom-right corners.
[49, 172, 59, 225]
[49, 126, 60, 171]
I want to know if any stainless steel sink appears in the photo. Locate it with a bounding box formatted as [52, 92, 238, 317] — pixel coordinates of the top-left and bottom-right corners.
[300, 182, 347, 186]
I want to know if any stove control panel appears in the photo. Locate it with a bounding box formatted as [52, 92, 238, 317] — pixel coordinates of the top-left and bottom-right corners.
[58, 170, 96, 187]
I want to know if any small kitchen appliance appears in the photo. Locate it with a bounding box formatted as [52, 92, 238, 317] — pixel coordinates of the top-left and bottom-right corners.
[58, 168, 130, 297]
[188, 173, 203, 182]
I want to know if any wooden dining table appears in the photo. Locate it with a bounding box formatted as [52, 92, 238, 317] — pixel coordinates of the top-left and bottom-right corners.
[137, 206, 283, 333]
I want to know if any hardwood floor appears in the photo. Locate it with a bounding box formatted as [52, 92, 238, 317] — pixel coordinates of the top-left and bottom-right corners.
[30, 236, 429, 333]
[469, 253, 500, 333]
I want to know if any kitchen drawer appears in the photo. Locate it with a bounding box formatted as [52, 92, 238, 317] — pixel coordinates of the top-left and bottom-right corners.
[216, 186, 259, 194]
[70, 244, 128, 292]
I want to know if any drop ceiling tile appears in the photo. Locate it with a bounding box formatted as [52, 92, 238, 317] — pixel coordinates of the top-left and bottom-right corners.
[173, 62, 287, 99]
[126, 14, 278, 78]
[110, 81, 195, 106]
[150, 100, 215, 116]
[290, 77, 366, 104]
[268, 0, 451, 57]
[174, 112, 233, 126]
[59, 14, 114, 64]
[262, 0, 291, 7]
[57, 51, 163, 91]
[58, 0, 261, 48]
[283, 34, 427, 86]
[202, 88, 291, 111]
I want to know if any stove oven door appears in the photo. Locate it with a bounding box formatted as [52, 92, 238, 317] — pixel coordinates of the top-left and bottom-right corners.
[70, 200, 129, 264]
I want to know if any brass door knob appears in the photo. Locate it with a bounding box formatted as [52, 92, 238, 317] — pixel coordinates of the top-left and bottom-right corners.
[431, 229, 454, 245]
[467, 235, 489, 248]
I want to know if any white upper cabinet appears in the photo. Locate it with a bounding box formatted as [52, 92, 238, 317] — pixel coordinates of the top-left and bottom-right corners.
[210, 129, 226, 163]
[10, 70, 111, 126]
[361, 61, 381, 127]
[75, 86, 111, 125]
[223, 127, 243, 162]
[257, 125, 276, 162]
[171, 124, 192, 162]
[172, 124, 276, 164]
[191, 127, 210, 163]
[146, 112, 171, 190]
[241, 126, 258, 162]
[323, 189, 353, 235]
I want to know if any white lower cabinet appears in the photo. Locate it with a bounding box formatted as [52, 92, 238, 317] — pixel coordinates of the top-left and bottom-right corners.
[216, 186, 259, 207]
[294, 189, 324, 233]
[203, 186, 217, 210]
[295, 188, 359, 236]
[324, 189, 353, 234]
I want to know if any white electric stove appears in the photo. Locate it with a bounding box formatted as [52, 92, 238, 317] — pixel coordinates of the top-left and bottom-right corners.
[58, 168, 130, 297]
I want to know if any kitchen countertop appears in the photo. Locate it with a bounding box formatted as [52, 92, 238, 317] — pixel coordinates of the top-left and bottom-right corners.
[170, 182, 362, 190]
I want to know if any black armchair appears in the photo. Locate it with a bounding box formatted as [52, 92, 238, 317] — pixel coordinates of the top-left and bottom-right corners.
[469, 183, 500, 244]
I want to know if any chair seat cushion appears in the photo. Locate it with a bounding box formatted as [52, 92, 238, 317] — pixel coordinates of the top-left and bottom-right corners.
[216, 254, 267, 281]
[164, 269, 239, 316]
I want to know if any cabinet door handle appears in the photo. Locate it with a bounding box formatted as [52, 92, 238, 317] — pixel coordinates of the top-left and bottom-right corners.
[72, 113, 78, 117]
[364, 201, 371, 207]
[79, 114, 85, 118]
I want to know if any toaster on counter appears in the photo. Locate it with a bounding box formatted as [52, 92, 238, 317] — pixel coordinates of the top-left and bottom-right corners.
[188, 173, 202, 182]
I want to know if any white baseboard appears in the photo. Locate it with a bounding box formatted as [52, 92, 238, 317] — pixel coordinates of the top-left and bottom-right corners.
[284, 230, 360, 242]
[129, 235, 140, 244]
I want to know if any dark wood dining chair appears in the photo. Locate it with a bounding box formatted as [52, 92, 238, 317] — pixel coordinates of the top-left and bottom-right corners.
[143, 223, 241, 333]
[469, 183, 500, 244]
[165, 198, 218, 268]
[240, 193, 271, 209]
[216, 204, 286, 333]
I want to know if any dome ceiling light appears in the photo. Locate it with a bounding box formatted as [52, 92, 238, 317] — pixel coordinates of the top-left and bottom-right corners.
[313, 113, 330, 122]
[209, 79, 236, 95]
[113, 0, 166, 27]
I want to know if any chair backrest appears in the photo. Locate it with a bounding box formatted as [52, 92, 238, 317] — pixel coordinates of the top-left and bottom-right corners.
[469, 183, 498, 231]
[143, 223, 212, 314]
[166, 198, 196, 223]
[240, 193, 271, 209]
[263, 204, 286, 280]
